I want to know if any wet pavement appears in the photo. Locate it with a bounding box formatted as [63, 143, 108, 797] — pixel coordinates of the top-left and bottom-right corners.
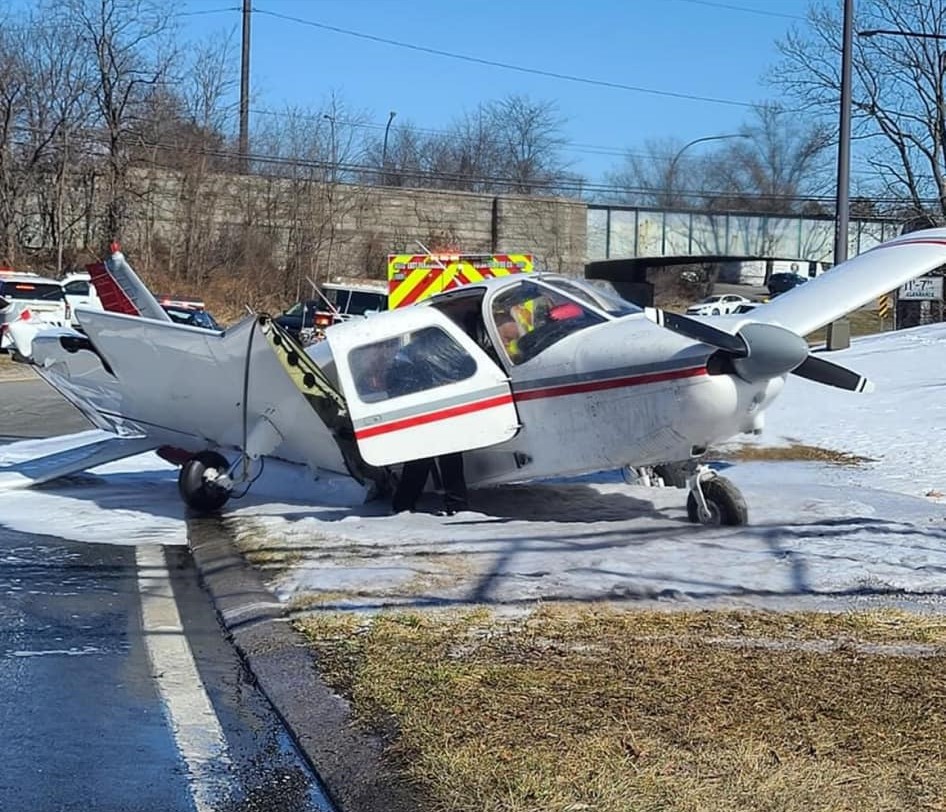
[0, 372, 339, 812]
[0, 526, 334, 812]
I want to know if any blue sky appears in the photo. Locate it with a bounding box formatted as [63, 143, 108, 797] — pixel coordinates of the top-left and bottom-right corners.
[170, 0, 817, 182]
[15, 0, 818, 183]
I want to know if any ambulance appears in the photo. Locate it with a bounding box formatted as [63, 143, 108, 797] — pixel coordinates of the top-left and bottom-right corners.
[386, 253, 534, 308]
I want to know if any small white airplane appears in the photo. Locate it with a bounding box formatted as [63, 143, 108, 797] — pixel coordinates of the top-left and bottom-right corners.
[5, 230, 946, 526]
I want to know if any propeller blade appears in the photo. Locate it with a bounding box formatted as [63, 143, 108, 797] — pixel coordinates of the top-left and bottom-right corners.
[654, 310, 748, 356]
[792, 353, 874, 393]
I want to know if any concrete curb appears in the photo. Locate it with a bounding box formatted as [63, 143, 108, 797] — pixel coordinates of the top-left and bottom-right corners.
[186, 516, 420, 812]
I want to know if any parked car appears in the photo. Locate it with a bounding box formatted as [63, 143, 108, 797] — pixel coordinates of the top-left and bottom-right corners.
[61, 271, 102, 327]
[161, 304, 221, 331]
[767, 272, 808, 296]
[685, 293, 753, 316]
[0, 269, 69, 350]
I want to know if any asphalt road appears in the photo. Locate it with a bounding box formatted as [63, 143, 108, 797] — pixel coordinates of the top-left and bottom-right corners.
[0, 378, 335, 812]
[0, 375, 92, 438]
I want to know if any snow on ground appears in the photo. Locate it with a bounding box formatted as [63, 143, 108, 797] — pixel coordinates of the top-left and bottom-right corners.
[2, 324, 946, 611]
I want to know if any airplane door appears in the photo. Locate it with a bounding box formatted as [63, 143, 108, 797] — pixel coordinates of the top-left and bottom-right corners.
[327, 307, 520, 467]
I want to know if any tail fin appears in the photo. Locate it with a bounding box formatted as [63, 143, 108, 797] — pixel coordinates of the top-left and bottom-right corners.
[86, 242, 170, 322]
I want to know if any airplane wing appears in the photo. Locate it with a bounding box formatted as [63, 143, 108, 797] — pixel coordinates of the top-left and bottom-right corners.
[646, 228, 946, 394]
[745, 229, 946, 336]
[0, 430, 159, 490]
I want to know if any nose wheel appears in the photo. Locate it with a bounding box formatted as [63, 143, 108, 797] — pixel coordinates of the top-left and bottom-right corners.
[178, 450, 234, 512]
[686, 467, 748, 526]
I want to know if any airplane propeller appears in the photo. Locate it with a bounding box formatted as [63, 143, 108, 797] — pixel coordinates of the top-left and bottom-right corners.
[653, 310, 874, 393]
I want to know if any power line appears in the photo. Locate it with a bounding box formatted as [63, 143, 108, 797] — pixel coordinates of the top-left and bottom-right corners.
[253, 8, 755, 109]
[4, 126, 918, 206]
[174, 7, 240, 18]
[665, 0, 805, 21]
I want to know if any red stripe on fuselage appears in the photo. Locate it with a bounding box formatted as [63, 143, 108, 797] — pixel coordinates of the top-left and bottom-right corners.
[355, 393, 515, 439]
[356, 366, 707, 440]
[514, 365, 708, 402]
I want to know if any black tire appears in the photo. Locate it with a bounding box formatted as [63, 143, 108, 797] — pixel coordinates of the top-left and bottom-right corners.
[686, 476, 748, 526]
[711, 307, 721, 315]
[178, 450, 231, 513]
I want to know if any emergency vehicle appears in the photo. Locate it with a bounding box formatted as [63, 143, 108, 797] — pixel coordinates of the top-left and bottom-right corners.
[387, 252, 534, 309]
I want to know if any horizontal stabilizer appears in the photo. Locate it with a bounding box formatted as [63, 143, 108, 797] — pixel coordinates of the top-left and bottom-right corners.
[0, 430, 157, 490]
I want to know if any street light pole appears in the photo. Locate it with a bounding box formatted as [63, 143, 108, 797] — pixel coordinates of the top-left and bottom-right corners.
[667, 133, 750, 207]
[381, 110, 396, 184]
[322, 114, 337, 182]
[827, 0, 855, 350]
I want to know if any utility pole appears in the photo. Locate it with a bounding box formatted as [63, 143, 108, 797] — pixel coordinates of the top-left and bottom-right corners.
[239, 0, 251, 172]
[826, 0, 854, 350]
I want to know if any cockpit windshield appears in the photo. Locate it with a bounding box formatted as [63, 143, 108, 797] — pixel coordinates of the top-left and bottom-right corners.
[542, 277, 641, 317]
[489, 279, 609, 365]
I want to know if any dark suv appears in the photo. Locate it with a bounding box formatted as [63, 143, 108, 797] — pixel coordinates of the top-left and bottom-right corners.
[767, 272, 808, 297]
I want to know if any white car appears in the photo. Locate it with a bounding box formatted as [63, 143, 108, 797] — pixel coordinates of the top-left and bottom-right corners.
[61, 271, 103, 327]
[685, 293, 754, 316]
[0, 270, 69, 349]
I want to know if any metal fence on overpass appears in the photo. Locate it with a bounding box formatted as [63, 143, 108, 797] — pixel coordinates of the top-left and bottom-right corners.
[587, 205, 904, 263]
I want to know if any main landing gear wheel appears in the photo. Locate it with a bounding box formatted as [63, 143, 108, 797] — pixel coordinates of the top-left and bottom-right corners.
[178, 450, 233, 512]
[686, 472, 748, 526]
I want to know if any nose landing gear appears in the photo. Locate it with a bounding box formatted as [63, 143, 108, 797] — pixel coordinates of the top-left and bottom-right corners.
[178, 450, 233, 512]
[686, 466, 748, 526]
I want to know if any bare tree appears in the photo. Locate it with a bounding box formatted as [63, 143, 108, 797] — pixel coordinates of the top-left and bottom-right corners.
[0, 26, 28, 263]
[252, 95, 372, 296]
[48, 0, 177, 242]
[24, 20, 92, 270]
[773, 0, 946, 221]
[137, 30, 236, 283]
[361, 119, 433, 188]
[489, 95, 571, 194]
[0, 13, 90, 265]
[707, 104, 833, 213]
[605, 138, 711, 207]
[362, 94, 572, 195]
[605, 105, 831, 212]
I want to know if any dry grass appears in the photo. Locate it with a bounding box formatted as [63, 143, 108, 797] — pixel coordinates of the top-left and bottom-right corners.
[225, 517, 305, 575]
[296, 606, 946, 812]
[805, 307, 892, 345]
[716, 443, 875, 466]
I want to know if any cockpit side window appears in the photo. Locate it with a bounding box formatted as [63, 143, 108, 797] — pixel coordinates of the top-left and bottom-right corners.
[490, 281, 606, 364]
[349, 327, 476, 403]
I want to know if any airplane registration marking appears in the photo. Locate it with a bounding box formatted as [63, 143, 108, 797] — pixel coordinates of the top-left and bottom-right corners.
[513, 365, 708, 401]
[354, 393, 515, 439]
